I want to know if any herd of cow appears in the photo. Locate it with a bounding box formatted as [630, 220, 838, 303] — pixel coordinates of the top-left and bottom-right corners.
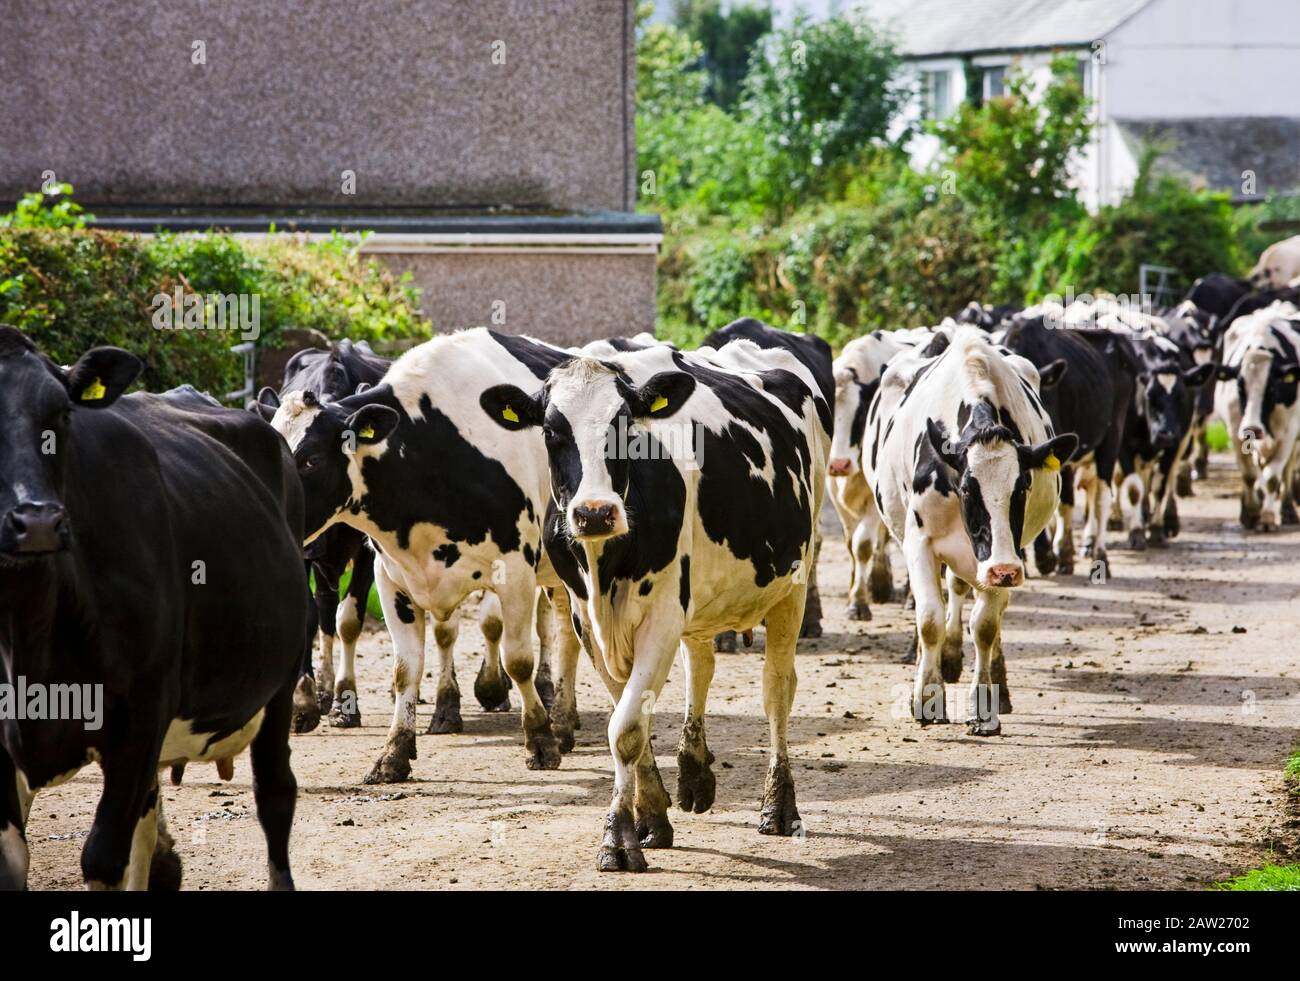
[1, 240, 1298, 889]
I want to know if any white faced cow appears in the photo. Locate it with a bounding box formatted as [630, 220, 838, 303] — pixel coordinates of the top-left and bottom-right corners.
[269, 328, 586, 783]
[479, 334, 831, 873]
[827, 330, 909, 619]
[1215, 302, 1300, 530]
[863, 328, 1076, 736]
[1250, 235, 1300, 290]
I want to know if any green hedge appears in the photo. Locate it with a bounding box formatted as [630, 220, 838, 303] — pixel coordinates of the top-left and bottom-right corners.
[0, 227, 428, 396]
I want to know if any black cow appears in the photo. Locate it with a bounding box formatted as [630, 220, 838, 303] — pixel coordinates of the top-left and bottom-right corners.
[1222, 286, 1300, 331]
[1001, 317, 1132, 575]
[1115, 334, 1215, 548]
[955, 302, 1023, 331]
[0, 327, 307, 890]
[1183, 273, 1252, 321]
[257, 340, 392, 731]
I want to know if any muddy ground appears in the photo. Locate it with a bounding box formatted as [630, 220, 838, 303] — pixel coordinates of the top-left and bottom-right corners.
[26, 458, 1300, 890]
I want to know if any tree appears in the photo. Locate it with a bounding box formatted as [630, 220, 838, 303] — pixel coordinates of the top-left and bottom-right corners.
[635, 2, 705, 119]
[739, 14, 908, 216]
[673, 0, 772, 110]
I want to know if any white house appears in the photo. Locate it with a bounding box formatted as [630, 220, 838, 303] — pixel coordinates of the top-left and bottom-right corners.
[844, 0, 1300, 208]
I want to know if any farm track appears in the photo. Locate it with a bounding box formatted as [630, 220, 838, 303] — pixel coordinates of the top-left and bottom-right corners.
[26, 458, 1300, 890]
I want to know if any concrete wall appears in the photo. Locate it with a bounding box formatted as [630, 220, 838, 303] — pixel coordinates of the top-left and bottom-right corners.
[0, 0, 637, 212]
[371, 248, 659, 347]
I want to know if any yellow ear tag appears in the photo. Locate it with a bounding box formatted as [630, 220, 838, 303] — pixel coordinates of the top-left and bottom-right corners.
[1043, 453, 1061, 472]
[81, 377, 106, 401]
[502, 405, 520, 424]
[358, 425, 375, 440]
[650, 394, 669, 413]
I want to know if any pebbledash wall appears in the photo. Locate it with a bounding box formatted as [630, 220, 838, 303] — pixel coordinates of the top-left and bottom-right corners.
[0, 0, 659, 347]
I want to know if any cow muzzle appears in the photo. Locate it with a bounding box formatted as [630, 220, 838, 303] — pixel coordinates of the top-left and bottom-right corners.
[827, 457, 856, 477]
[983, 563, 1023, 588]
[569, 499, 626, 540]
[0, 501, 70, 555]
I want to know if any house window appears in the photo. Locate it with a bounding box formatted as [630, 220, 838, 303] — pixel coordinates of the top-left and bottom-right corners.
[983, 65, 1008, 99]
[1076, 57, 1090, 94]
[921, 69, 952, 119]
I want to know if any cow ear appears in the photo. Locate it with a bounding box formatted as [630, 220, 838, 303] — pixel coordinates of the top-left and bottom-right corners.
[925, 417, 961, 470]
[1183, 362, 1215, 387]
[344, 404, 399, 447]
[622, 371, 695, 418]
[251, 386, 280, 419]
[354, 381, 372, 396]
[66, 347, 142, 408]
[1216, 363, 1239, 381]
[1037, 358, 1068, 389]
[480, 384, 542, 430]
[1021, 433, 1078, 471]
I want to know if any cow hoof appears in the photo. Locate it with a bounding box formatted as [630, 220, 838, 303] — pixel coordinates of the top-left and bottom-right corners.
[1147, 526, 1167, 548]
[328, 690, 362, 729]
[1284, 502, 1300, 526]
[1175, 473, 1193, 497]
[473, 661, 512, 712]
[799, 617, 823, 639]
[1164, 515, 1180, 537]
[427, 696, 463, 735]
[525, 725, 562, 771]
[636, 811, 674, 849]
[554, 724, 576, 755]
[597, 843, 647, 873]
[714, 630, 738, 653]
[758, 763, 801, 837]
[868, 569, 895, 604]
[1240, 502, 1260, 530]
[363, 732, 416, 784]
[966, 718, 1002, 737]
[148, 849, 183, 891]
[677, 750, 717, 814]
[1035, 547, 1057, 576]
[291, 675, 321, 734]
[913, 695, 949, 725]
[268, 865, 296, 892]
[1057, 554, 1075, 576]
[316, 687, 334, 716]
[845, 601, 872, 622]
[1126, 529, 1147, 551]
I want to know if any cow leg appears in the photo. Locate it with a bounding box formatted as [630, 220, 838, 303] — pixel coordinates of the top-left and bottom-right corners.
[548, 588, 582, 753]
[428, 615, 464, 734]
[472, 591, 512, 711]
[313, 565, 340, 716]
[498, 580, 561, 771]
[250, 672, 298, 891]
[905, 536, 948, 725]
[329, 589, 365, 728]
[1236, 442, 1262, 529]
[967, 587, 1010, 736]
[634, 741, 673, 849]
[677, 637, 717, 815]
[1056, 467, 1076, 573]
[148, 796, 182, 891]
[758, 589, 803, 837]
[533, 588, 557, 709]
[845, 518, 873, 620]
[124, 780, 165, 891]
[1033, 528, 1056, 576]
[799, 529, 823, 638]
[941, 569, 968, 683]
[868, 518, 895, 603]
[83, 721, 166, 890]
[0, 749, 30, 890]
[1116, 471, 1146, 550]
[291, 579, 322, 734]
[366, 561, 426, 784]
[598, 621, 678, 872]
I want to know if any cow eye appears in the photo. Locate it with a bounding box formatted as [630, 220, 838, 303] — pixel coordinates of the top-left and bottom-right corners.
[302, 454, 322, 472]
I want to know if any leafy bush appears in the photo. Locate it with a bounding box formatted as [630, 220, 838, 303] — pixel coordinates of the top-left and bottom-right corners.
[0, 218, 427, 396]
[0, 182, 92, 230]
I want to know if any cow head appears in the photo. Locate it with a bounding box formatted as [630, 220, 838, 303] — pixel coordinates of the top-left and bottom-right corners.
[268, 388, 400, 540]
[926, 411, 1076, 589]
[480, 358, 695, 542]
[0, 326, 140, 562]
[1135, 362, 1214, 450]
[827, 365, 879, 477]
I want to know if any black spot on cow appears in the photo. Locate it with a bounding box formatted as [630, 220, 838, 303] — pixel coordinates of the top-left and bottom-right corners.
[393, 591, 416, 624]
[523, 542, 536, 568]
[433, 542, 460, 566]
[639, 579, 652, 596]
[472, 570, 482, 580]
[679, 555, 691, 611]
[487, 330, 574, 380]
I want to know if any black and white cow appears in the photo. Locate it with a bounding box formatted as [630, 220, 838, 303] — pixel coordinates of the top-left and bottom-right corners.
[1001, 316, 1130, 575]
[269, 328, 584, 783]
[478, 332, 830, 872]
[1158, 301, 1224, 491]
[1215, 302, 1300, 530]
[825, 330, 908, 618]
[0, 327, 307, 890]
[863, 328, 1076, 736]
[257, 339, 392, 731]
[1112, 331, 1215, 548]
[1184, 273, 1251, 321]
